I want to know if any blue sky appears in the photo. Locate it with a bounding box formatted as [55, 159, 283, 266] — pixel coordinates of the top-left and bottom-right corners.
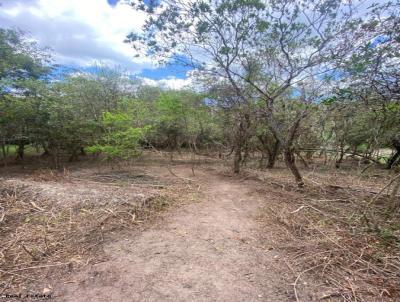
[107, 0, 119, 5]
[0, 0, 192, 88]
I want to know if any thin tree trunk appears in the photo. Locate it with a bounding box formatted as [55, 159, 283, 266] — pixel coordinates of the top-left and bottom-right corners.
[266, 140, 280, 168]
[283, 110, 307, 186]
[266, 153, 275, 168]
[323, 150, 328, 165]
[1, 141, 7, 167]
[68, 149, 79, 162]
[284, 149, 304, 187]
[387, 150, 400, 169]
[52, 151, 60, 169]
[41, 142, 51, 156]
[296, 150, 309, 168]
[233, 146, 242, 174]
[390, 178, 400, 210]
[189, 142, 196, 176]
[242, 144, 249, 166]
[50, 143, 61, 169]
[16, 143, 25, 160]
[257, 135, 280, 169]
[259, 151, 266, 169]
[335, 144, 345, 168]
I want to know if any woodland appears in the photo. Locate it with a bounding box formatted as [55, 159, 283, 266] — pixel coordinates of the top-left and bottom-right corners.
[0, 0, 400, 301]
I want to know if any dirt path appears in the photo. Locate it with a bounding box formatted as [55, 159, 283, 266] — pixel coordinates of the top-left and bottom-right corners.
[57, 168, 292, 301]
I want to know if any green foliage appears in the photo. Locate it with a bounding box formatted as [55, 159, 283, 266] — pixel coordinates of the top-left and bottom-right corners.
[156, 93, 185, 124]
[0, 28, 49, 91]
[1, 0, 399, 175]
[87, 111, 151, 160]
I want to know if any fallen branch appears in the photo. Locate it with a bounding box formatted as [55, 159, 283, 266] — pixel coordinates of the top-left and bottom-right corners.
[367, 173, 400, 207]
[0, 269, 38, 281]
[293, 264, 323, 302]
[8, 262, 71, 273]
[167, 166, 196, 183]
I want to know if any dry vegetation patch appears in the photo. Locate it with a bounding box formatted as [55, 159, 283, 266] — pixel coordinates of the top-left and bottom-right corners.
[0, 166, 185, 295]
[252, 165, 400, 301]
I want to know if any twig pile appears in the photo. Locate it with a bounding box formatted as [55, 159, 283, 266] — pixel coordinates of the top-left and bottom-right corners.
[267, 182, 400, 301]
[0, 181, 172, 293]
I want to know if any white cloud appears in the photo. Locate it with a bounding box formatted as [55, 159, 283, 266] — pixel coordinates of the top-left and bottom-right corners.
[0, 0, 153, 72]
[140, 76, 193, 90]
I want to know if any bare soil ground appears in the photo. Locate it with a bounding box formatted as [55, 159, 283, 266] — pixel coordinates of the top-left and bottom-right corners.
[57, 167, 297, 302]
[1, 154, 399, 301]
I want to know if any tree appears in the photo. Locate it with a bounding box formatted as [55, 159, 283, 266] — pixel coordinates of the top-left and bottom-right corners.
[127, 0, 380, 186]
[87, 111, 150, 161]
[0, 28, 50, 93]
[147, 90, 218, 154]
[0, 28, 51, 161]
[339, 2, 399, 104]
[330, 2, 400, 168]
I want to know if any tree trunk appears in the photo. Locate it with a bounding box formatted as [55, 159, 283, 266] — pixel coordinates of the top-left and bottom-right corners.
[387, 150, 400, 169]
[266, 154, 275, 168]
[257, 134, 280, 169]
[323, 149, 328, 165]
[242, 143, 249, 166]
[259, 151, 266, 169]
[16, 143, 25, 160]
[390, 177, 400, 211]
[296, 150, 309, 168]
[52, 151, 60, 169]
[233, 146, 242, 174]
[388, 136, 400, 169]
[41, 143, 51, 156]
[284, 149, 304, 187]
[266, 140, 280, 168]
[1, 141, 7, 167]
[335, 145, 345, 168]
[69, 149, 79, 162]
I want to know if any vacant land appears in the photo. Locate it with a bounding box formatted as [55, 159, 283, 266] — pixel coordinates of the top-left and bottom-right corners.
[0, 153, 399, 302]
[1, 1, 399, 301]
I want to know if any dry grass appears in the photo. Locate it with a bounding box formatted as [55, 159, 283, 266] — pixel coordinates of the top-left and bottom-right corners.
[249, 161, 400, 301]
[0, 166, 184, 294]
[1, 153, 399, 300]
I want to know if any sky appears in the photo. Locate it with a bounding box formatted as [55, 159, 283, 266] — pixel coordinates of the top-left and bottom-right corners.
[0, 0, 192, 89]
